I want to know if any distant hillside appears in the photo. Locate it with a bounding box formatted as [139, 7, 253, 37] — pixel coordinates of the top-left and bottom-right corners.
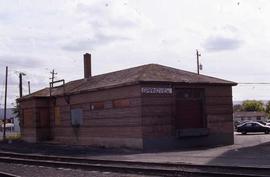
[0, 108, 16, 119]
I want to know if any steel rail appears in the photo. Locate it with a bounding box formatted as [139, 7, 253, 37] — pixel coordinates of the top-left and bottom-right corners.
[0, 151, 269, 177]
[0, 171, 21, 177]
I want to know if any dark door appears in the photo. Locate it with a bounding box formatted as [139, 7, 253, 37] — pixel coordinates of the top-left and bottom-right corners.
[176, 99, 203, 129]
[37, 108, 51, 141]
[175, 89, 204, 129]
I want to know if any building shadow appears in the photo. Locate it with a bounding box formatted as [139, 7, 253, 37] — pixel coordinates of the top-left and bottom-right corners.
[206, 141, 270, 167]
[0, 139, 234, 158]
[0, 141, 142, 157]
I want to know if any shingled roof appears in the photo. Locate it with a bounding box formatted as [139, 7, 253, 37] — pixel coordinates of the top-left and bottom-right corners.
[20, 64, 237, 100]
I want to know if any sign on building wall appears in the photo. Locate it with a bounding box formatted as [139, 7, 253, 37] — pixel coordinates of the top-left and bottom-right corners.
[141, 87, 173, 94]
[71, 108, 83, 126]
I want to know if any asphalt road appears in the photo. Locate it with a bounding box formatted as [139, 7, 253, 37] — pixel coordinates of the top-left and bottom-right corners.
[234, 131, 270, 147]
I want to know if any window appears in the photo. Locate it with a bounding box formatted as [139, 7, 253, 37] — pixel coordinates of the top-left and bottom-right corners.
[245, 123, 252, 127]
[113, 99, 130, 108]
[71, 108, 83, 127]
[257, 116, 261, 120]
[91, 102, 104, 110]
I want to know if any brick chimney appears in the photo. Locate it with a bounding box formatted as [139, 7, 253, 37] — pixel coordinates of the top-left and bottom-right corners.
[84, 53, 91, 78]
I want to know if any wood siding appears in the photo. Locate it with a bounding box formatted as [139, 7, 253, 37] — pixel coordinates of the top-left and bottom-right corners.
[19, 98, 51, 142]
[50, 85, 143, 149]
[20, 99, 36, 142]
[141, 84, 174, 138]
[141, 84, 234, 148]
[20, 83, 234, 149]
[205, 86, 234, 134]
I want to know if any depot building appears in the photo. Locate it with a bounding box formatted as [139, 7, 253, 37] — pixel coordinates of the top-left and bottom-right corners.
[18, 53, 237, 150]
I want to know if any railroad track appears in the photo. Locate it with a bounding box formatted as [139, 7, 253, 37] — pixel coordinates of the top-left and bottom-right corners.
[0, 151, 269, 177]
[0, 171, 20, 177]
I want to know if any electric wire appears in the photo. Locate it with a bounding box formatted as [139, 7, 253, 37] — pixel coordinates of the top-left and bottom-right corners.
[238, 83, 270, 85]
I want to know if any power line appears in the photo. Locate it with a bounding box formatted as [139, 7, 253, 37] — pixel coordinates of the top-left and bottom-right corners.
[238, 83, 270, 85]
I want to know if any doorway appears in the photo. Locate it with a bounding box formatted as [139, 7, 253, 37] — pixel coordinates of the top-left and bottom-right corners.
[175, 88, 205, 129]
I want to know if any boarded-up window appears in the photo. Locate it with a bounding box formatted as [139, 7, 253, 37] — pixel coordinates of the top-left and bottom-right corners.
[55, 107, 61, 126]
[91, 102, 104, 110]
[71, 108, 83, 126]
[23, 109, 33, 127]
[113, 99, 130, 108]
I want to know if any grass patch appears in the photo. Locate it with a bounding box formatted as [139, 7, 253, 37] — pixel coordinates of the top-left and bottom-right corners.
[7, 133, 21, 141]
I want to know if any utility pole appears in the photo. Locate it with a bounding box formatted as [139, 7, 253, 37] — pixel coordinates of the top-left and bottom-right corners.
[28, 81, 31, 94]
[3, 66, 8, 141]
[50, 69, 57, 87]
[196, 49, 201, 75]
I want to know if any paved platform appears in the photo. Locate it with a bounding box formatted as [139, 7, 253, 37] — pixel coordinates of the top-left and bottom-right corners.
[85, 132, 270, 168]
[1, 133, 270, 168]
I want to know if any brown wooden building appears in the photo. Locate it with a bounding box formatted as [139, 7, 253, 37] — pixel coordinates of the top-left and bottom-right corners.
[18, 53, 237, 150]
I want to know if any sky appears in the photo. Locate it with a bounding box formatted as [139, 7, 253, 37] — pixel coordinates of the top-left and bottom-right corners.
[1, 0, 270, 107]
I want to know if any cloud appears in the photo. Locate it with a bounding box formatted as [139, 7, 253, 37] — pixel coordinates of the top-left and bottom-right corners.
[76, 1, 140, 29]
[0, 12, 14, 24]
[59, 1, 142, 52]
[0, 55, 42, 68]
[0, 71, 18, 86]
[203, 36, 243, 52]
[62, 33, 130, 51]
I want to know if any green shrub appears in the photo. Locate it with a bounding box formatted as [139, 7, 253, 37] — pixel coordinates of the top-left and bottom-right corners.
[7, 133, 21, 141]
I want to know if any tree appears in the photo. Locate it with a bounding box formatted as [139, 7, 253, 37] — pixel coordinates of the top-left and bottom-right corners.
[12, 102, 20, 118]
[242, 100, 265, 112]
[233, 104, 242, 112]
[265, 101, 270, 118]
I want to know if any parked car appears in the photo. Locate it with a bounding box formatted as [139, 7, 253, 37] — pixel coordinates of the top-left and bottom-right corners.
[234, 121, 241, 130]
[234, 120, 250, 130]
[236, 121, 270, 134]
[257, 120, 267, 125]
[255, 121, 270, 126]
